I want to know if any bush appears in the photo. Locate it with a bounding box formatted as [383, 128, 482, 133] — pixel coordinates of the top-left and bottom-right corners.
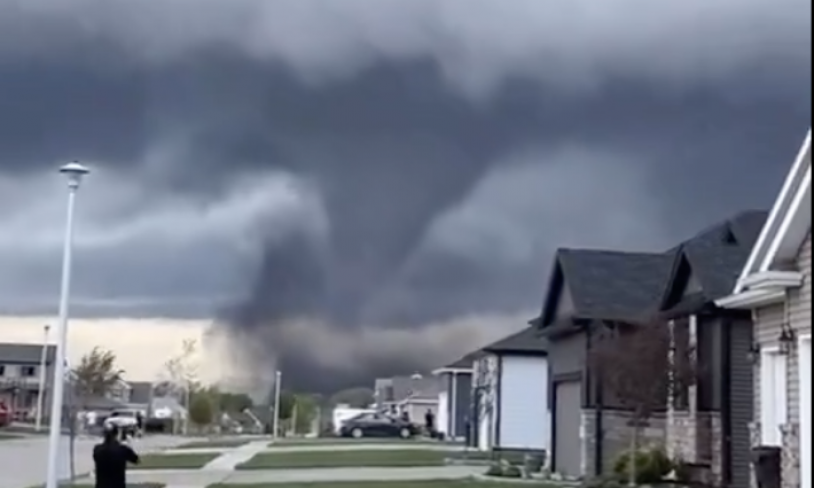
[613, 447, 673, 484]
[484, 462, 524, 478]
[582, 475, 626, 488]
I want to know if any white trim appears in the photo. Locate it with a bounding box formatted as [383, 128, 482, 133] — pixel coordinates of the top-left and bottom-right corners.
[715, 288, 787, 309]
[798, 334, 811, 488]
[736, 129, 811, 293]
[760, 166, 811, 272]
[740, 270, 805, 290]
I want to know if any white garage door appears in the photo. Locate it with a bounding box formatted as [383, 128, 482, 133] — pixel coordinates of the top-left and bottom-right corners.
[437, 391, 449, 436]
[498, 356, 550, 451]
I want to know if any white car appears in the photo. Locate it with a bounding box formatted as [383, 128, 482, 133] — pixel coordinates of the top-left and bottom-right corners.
[104, 409, 140, 435]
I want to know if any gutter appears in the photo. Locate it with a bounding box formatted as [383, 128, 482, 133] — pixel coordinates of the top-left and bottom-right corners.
[716, 270, 803, 309]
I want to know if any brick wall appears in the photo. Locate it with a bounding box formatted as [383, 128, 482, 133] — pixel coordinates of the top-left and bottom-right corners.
[581, 409, 667, 477]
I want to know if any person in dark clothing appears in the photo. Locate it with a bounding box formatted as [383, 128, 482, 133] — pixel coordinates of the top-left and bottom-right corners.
[135, 411, 144, 437]
[93, 424, 139, 488]
[424, 409, 436, 437]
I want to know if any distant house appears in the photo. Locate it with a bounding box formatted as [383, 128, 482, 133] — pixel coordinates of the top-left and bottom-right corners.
[432, 350, 482, 441]
[373, 374, 441, 422]
[717, 129, 811, 488]
[0, 342, 57, 418]
[471, 327, 549, 453]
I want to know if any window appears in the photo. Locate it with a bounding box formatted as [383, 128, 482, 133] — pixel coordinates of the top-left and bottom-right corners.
[0, 365, 5, 377]
[20, 366, 37, 377]
[760, 348, 788, 446]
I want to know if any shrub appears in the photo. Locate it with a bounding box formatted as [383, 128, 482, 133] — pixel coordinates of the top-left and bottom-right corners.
[613, 448, 674, 484]
[582, 475, 626, 488]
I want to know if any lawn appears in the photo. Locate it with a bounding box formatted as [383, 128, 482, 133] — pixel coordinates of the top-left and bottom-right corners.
[0, 432, 21, 440]
[237, 449, 449, 469]
[210, 481, 557, 488]
[175, 438, 250, 449]
[132, 452, 221, 469]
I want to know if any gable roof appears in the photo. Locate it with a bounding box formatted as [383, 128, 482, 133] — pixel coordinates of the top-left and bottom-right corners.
[482, 327, 548, 356]
[432, 349, 485, 374]
[735, 129, 811, 292]
[538, 248, 674, 325]
[660, 210, 768, 309]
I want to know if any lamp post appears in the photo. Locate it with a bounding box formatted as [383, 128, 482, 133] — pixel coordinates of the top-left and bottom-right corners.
[272, 370, 282, 440]
[35, 324, 51, 431]
[45, 162, 89, 488]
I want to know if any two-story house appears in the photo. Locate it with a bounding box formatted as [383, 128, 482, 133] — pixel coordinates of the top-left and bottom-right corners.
[0, 342, 57, 419]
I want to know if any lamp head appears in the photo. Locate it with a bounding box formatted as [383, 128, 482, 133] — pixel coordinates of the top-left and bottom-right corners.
[59, 161, 90, 189]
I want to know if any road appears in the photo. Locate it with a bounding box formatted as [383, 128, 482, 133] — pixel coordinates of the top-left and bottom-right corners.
[0, 434, 183, 488]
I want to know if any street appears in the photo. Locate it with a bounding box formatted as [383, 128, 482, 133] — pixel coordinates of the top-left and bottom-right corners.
[0, 434, 183, 488]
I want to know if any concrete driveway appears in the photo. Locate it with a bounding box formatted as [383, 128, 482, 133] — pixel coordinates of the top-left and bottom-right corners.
[0, 434, 183, 488]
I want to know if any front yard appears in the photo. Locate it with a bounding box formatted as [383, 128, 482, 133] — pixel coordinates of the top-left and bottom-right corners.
[132, 452, 220, 469]
[237, 449, 449, 469]
[175, 438, 251, 449]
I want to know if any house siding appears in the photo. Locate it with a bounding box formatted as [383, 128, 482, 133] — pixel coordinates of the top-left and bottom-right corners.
[752, 231, 811, 488]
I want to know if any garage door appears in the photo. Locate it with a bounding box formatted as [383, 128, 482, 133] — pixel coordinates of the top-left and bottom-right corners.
[498, 356, 549, 450]
[554, 380, 582, 477]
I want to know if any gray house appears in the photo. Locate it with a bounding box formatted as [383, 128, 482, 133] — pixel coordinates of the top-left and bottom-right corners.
[0, 342, 57, 419]
[533, 247, 674, 477]
[373, 374, 442, 422]
[659, 210, 767, 488]
[433, 351, 482, 441]
[717, 129, 811, 488]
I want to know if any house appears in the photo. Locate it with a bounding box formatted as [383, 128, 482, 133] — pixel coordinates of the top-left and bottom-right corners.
[432, 350, 482, 441]
[0, 342, 57, 419]
[373, 374, 441, 422]
[716, 129, 811, 488]
[469, 327, 550, 454]
[658, 210, 767, 488]
[533, 247, 674, 477]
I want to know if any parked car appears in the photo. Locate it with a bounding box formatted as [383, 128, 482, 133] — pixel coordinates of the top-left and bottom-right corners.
[103, 409, 140, 436]
[338, 412, 419, 439]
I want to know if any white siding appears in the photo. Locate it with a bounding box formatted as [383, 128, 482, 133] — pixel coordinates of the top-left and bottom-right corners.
[437, 391, 449, 436]
[497, 355, 550, 451]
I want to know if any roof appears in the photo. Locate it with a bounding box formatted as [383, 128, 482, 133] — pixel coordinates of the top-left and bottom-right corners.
[0, 342, 57, 364]
[661, 210, 768, 307]
[482, 327, 548, 356]
[538, 248, 674, 324]
[380, 375, 443, 403]
[128, 381, 154, 404]
[735, 129, 811, 292]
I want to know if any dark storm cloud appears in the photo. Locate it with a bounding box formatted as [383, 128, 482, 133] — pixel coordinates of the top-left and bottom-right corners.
[0, 0, 811, 392]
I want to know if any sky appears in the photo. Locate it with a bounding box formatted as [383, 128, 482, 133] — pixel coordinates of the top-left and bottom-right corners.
[0, 0, 811, 394]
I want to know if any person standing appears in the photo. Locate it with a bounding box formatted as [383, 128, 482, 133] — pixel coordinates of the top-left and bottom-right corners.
[424, 408, 436, 438]
[93, 424, 140, 488]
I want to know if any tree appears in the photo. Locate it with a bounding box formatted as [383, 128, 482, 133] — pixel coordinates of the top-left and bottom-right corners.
[588, 320, 698, 486]
[188, 391, 215, 427]
[72, 347, 124, 401]
[328, 387, 374, 408]
[219, 392, 254, 413]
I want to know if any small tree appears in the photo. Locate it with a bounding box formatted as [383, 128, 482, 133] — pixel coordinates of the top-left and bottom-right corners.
[188, 391, 215, 428]
[588, 320, 697, 486]
[72, 347, 124, 402]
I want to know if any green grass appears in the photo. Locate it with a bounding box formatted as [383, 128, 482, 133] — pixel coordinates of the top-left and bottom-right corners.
[0, 432, 22, 440]
[132, 452, 221, 469]
[210, 481, 558, 488]
[175, 438, 250, 449]
[237, 449, 450, 469]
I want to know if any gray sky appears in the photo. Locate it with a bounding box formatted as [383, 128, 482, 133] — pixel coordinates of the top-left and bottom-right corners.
[0, 0, 810, 392]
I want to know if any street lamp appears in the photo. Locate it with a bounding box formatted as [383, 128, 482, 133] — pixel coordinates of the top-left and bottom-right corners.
[35, 324, 51, 431]
[45, 161, 89, 488]
[272, 370, 282, 441]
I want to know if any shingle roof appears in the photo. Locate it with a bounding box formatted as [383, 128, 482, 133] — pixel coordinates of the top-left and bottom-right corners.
[0, 343, 57, 364]
[663, 210, 768, 305]
[555, 248, 675, 321]
[443, 350, 485, 370]
[483, 327, 548, 356]
[385, 375, 443, 402]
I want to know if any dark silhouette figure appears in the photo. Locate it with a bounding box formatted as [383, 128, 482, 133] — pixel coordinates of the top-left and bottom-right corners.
[424, 409, 436, 437]
[93, 424, 139, 488]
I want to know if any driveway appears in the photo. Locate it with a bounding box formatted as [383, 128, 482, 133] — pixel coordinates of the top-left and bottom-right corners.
[0, 434, 183, 488]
